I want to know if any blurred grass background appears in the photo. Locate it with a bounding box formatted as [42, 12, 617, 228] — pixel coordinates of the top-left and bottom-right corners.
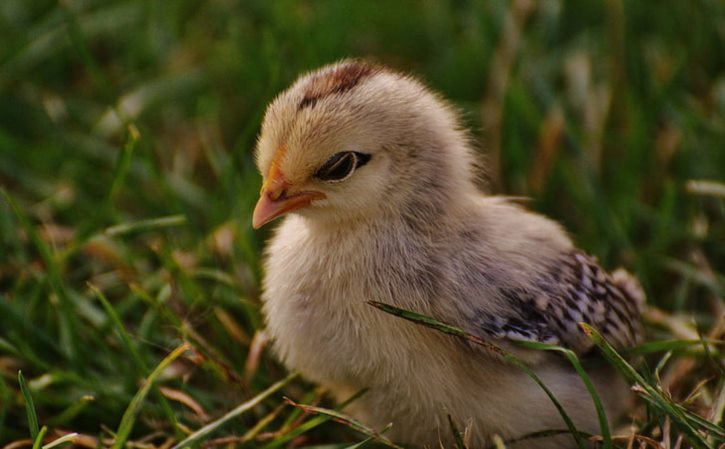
[0, 0, 723, 447]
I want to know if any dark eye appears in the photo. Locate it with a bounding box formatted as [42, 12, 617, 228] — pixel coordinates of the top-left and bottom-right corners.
[314, 151, 371, 182]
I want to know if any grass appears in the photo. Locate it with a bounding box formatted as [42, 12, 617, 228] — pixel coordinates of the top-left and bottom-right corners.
[0, 0, 723, 447]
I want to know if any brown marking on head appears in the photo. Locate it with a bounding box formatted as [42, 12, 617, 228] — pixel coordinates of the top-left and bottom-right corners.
[298, 61, 380, 110]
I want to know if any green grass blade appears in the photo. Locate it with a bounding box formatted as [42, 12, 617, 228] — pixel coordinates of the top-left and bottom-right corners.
[284, 397, 403, 449]
[367, 301, 587, 449]
[580, 323, 716, 448]
[109, 125, 138, 202]
[342, 436, 374, 449]
[112, 343, 189, 449]
[498, 355, 587, 449]
[260, 415, 332, 449]
[515, 340, 611, 449]
[87, 284, 146, 371]
[18, 371, 40, 440]
[260, 388, 368, 449]
[107, 123, 140, 201]
[654, 351, 673, 379]
[626, 339, 724, 356]
[672, 401, 725, 439]
[32, 425, 47, 449]
[171, 372, 298, 449]
[711, 381, 725, 447]
[367, 301, 504, 356]
[47, 396, 94, 427]
[104, 214, 187, 237]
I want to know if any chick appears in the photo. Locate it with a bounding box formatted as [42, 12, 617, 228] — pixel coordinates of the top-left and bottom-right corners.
[252, 60, 644, 448]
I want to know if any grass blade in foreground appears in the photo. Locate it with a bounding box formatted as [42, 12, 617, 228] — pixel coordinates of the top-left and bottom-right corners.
[18, 371, 40, 441]
[514, 340, 612, 449]
[171, 372, 298, 449]
[343, 436, 374, 449]
[259, 388, 368, 449]
[367, 301, 587, 449]
[581, 323, 721, 448]
[112, 343, 190, 449]
[284, 397, 403, 449]
[31, 425, 47, 449]
[625, 339, 724, 356]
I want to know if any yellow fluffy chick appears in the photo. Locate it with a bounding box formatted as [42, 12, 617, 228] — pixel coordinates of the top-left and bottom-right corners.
[252, 60, 644, 448]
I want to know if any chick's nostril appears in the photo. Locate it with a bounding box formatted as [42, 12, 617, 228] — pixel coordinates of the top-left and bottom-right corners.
[269, 189, 286, 201]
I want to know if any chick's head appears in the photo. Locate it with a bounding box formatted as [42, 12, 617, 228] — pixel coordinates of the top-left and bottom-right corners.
[253, 60, 475, 229]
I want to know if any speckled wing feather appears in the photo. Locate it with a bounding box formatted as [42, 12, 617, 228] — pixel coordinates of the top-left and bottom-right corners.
[478, 251, 645, 354]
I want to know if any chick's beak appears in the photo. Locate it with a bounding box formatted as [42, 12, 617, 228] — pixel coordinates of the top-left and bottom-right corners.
[252, 174, 325, 229]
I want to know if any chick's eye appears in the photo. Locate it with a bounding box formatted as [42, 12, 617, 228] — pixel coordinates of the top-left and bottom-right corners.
[314, 151, 370, 182]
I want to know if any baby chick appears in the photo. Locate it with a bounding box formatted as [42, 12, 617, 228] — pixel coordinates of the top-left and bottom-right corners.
[252, 60, 644, 448]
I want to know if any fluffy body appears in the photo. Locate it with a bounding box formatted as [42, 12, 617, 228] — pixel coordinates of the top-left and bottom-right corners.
[255, 61, 643, 448]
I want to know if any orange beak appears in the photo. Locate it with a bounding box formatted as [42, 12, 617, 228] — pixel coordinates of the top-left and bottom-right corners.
[252, 171, 325, 229]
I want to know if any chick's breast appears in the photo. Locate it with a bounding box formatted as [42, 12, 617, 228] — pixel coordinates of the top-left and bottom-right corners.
[262, 215, 447, 385]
